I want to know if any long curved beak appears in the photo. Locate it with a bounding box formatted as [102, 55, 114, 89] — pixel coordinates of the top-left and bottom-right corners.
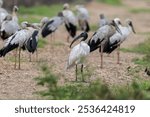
[70, 34, 82, 48]
[130, 23, 136, 34]
[114, 22, 122, 35]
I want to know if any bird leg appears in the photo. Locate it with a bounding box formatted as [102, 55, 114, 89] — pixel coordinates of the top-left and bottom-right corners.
[36, 49, 38, 62]
[100, 45, 103, 69]
[75, 64, 78, 81]
[29, 53, 32, 62]
[117, 45, 120, 64]
[14, 48, 18, 69]
[81, 64, 85, 82]
[67, 35, 70, 43]
[18, 48, 21, 70]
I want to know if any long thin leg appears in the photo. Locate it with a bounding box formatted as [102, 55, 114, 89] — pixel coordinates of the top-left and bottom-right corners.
[14, 48, 18, 69]
[36, 49, 38, 62]
[75, 64, 78, 81]
[67, 35, 70, 43]
[81, 64, 84, 82]
[100, 45, 103, 69]
[117, 45, 120, 64]
[18, 48, 21, 70]
[29, 53, 31, 62]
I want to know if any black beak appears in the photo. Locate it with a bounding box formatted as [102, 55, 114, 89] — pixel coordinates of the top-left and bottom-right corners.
[130, 22, 136, 34]
[70, 34, 82, 48]
[113, 21, 122, 35]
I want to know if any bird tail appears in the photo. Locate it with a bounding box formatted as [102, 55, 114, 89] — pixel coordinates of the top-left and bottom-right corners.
[0, 44, 19, 57]
[65, 23, 77, 38]
[0, 48, 5, 57]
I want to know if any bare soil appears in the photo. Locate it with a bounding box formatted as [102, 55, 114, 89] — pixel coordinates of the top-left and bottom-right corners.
[0, 0, 149, 99]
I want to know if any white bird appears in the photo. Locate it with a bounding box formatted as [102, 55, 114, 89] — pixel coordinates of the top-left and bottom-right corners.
[88, 20, 122, 68]
[62, 3, 77, 42]
[0, 22, 37, 69]
[0, 14, 20, 40]
[99, 14, 109, 27]
[0, 5, 20, 40]
[0, 0, 8, 27]
[103, 18, 136, 64]
[41, 12, 64, 38]
[75, 5, 90, 32]
[66, 32, 90, 81]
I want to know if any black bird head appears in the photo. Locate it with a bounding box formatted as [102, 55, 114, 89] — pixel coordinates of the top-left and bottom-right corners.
[110, 19, 122, 35]
[70, 32, 88, 48]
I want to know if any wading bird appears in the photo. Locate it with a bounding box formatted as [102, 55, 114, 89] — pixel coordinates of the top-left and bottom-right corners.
[103, 18, 136, 64]
[0, 6, 20, 40]
[41, 12, 64, 38]
[0, 22, 37, 69]
[66, 32, 90, 81]
[99, 14, 109, 27]
[88, 20, 122, 68]
[62, 3, 77, 42]
[75, 5, 90, 32]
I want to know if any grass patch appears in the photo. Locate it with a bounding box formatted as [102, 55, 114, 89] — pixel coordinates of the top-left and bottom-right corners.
[19, 4, 63, 17]
[97, 0, 122, 5]
[130, 8, 150, 14]
[38, 38, 47, 48]
[35, 65, 150, 100]
[90, 24, 99, 31]
[121, 38, 150, 54]
[121, 38, 150, 67]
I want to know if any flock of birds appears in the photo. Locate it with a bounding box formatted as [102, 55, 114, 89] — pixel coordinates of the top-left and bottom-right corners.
[0, 1, 148, 81]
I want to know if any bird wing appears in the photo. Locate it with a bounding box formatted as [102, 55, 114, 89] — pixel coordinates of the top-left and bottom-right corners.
[67, 42, 90, 69]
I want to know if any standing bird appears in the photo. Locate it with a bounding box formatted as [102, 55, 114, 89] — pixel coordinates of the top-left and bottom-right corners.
[103, 18, 136, 64]
[0, 22, 36, 69]
[41, 12, 64, 38]
[62, 3, 77, 42]
[0, 0, 8, 27]
[0, 14, 20, 40]
[99, 14, 109, 27]
[0, 5, 20, 40]
[88, 20, 122, 68]
[75, 5, 90, 32]
[66, 32, 90, 81]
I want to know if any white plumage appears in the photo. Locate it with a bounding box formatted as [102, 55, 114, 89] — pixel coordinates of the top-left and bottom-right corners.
[66, 32, 90, 81]
[67, 41, 90, 69]
[63, 9, 77, 26]
[99, 14, 109, 27]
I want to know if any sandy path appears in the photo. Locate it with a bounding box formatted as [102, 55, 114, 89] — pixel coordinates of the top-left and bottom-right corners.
[0, 0, 149, 99]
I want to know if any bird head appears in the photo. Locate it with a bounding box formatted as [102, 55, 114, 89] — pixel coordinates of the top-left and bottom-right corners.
[57, 12, 64, 17]
[114, 18, 122, 25]
[99, 14, 105, 19]
[126, 19, 136, 34]
[63, 3, 69, 10]
[110, 19, 122, 35]
[70, 32, 88, 48]
[13, 5, 19, 12]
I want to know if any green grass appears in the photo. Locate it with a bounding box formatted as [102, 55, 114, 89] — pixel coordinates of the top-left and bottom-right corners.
[35, 65, 150, 100]
[97, 0, 122, 5]
[19, 4, 63, 17]
[121, 38, 150, 54]
[121, 38, 150, 67]
[38, 38, 47, 48]
[130, 8, 150, 14]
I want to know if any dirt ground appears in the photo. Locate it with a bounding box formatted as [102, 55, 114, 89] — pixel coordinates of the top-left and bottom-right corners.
[0, 0, 149, 99]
